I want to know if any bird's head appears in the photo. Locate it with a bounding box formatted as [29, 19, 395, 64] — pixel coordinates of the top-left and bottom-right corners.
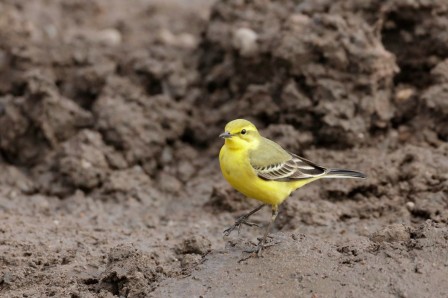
[220, 119, 260, 149]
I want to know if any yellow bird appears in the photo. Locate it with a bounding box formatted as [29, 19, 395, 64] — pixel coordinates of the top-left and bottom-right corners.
[219, 119, 366, 255]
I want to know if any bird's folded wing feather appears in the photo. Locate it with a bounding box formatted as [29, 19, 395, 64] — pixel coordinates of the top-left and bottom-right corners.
[249, 137, 327, 181]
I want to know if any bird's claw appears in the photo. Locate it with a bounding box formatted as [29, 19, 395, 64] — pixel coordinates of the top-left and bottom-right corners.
[240, 236, 279, 260]
[243, 243, 265, 257]
[223, 215, 260, 236]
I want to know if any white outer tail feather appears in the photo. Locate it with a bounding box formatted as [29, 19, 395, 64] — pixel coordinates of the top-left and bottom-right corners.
[323, 169, 366, 179]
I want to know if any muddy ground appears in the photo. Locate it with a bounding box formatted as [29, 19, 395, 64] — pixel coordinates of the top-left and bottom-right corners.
[0, 0, 447, 297]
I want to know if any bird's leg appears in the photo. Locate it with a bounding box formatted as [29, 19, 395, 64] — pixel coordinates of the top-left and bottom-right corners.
[244, 205, 279, 257]
[223, 204, 266, 236]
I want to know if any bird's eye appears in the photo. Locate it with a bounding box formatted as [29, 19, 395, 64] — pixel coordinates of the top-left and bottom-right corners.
[241, 129, 247, 135]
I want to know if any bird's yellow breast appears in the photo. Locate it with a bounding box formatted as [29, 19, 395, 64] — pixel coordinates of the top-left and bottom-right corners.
[219, 145, 294, 206]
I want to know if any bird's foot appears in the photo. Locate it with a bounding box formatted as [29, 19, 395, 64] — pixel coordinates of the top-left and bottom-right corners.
[223, 214, 261, 236]
[239, 236, 280, 261]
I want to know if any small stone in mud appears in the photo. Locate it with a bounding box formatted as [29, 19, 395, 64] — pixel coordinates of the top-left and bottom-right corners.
[232, 27, 258, 57]
[406, 201, 415, 211]
[96, 29, 122, 46]
[2, 271, 12, 284]
[369, 224, 411, 243]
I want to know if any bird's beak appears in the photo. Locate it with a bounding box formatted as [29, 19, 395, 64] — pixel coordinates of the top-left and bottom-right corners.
[219, 131, 233, 139]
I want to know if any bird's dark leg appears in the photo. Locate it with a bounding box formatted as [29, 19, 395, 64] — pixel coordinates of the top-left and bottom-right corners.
[261, 205, 278, 247]
[243, 204, 279, 257]
[223, 204, 266, 236]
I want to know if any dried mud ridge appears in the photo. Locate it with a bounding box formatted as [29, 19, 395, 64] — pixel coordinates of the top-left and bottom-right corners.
[0, 0, 447, 297]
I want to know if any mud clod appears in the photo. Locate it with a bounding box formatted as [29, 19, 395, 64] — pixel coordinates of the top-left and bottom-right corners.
[177, 235, 212, 256]
[370, 224, 411, 243]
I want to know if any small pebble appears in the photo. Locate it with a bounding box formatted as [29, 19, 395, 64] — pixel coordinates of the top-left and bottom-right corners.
[406, 201, 415, 211]
[96, 28, 122, 46]
[232, 27, 258, 57]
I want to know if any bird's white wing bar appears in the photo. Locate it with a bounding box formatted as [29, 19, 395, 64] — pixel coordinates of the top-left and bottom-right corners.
[252, 154, 327, 181]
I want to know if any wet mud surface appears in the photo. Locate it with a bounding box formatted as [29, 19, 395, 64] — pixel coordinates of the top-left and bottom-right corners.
[0, 0, 447, 297]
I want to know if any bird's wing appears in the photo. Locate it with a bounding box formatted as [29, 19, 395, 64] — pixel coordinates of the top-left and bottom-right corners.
[249, 137, 327, 181]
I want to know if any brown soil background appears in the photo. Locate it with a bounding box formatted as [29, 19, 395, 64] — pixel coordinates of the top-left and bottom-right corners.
[1, 0, 447, 297]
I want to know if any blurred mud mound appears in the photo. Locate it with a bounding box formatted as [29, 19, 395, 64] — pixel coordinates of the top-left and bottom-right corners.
[0, 0, 204, 198]
[0, 0, 447, 297]
[197, 0, 448, 147]
[199, 0, 398, 147]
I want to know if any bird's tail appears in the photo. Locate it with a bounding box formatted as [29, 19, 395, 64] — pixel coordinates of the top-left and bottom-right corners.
[323, 169, 366, 179]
